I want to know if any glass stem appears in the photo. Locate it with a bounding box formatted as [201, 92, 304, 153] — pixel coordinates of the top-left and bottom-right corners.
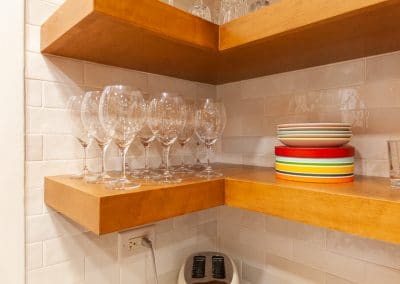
[206, 144, 212, 171]
[163, 145, 171, 176]
[83, 145, 89, 176]
[180, 143, 185, 167]
[120, 146, 129, 180]
[99, 143, 109, 175]
[144, 143, 149, 170]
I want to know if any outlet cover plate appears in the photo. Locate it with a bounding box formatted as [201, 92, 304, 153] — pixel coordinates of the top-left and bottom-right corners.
[118, 225, 155, 259]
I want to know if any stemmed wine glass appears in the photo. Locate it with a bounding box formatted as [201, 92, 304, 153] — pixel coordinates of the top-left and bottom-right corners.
[131, 95, 159, 180]
[81, 91, 113, 184]
[190, 0, 212, 21]
[195, 98, 226, 178]
[99, 85, 146, 190]
[174, 100, 196, 174]
[66, 95, 93, 180]
[148, 92, 186, 183]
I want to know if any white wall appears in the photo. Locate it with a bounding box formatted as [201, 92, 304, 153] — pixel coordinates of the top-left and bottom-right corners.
[0, 0, 25, 283]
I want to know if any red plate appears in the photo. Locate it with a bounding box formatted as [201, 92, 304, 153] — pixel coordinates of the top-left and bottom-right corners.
[275, 146, 354, 158]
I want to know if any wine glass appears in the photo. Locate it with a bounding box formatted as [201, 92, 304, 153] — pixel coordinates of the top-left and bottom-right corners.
[190, 0, 212, 21]
[192, 137, 206, 170]
[195, 98, 226, 178]
[99, 85, 146, 190]
[174, 100, 196, 174]
[81, 91, 113, 184]
[131, 95, 159, 180]
[148, 92, 186, 183]
[249, 0, 269, 12]
[66, 95, 93, 179]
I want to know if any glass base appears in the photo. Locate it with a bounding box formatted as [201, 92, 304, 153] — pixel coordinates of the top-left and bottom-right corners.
[173, 165, 194, 174]
[191, 163, 205, 171]
[69, 171, 94, 180]
[196, 169, 223, 179]
[106, 178, 141, 190]
[153, 172, 182, 184]
[390, 179, 400, 188]
[86, 173, 114, 184]
[130, 169, 160, 180]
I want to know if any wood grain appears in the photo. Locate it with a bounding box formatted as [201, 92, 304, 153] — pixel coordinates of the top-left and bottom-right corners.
[41, 0, 219, 84]
[45, 165, 400, 244]
[40, 0, 400, 84]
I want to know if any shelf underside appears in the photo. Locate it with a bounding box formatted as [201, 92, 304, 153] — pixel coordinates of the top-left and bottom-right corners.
[45, 164, 400, 245]
[41, 0, 400, 84]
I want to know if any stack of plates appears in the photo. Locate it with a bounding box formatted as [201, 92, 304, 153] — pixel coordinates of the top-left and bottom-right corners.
[275, 146, 355, 183]
[277, 123, 352, 147]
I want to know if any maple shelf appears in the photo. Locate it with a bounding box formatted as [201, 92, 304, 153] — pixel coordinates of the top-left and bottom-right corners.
[45, 164, 400, 245]
[41, 0, 400, 84]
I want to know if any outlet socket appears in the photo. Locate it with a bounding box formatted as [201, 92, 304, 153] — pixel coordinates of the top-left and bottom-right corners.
[118, 225, 155, 259]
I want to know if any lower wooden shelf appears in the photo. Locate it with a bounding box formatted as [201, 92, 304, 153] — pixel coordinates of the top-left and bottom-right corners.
[45, 164, 400, 244]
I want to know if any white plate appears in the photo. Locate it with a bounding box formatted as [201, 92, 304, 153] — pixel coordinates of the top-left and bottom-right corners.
[278, 137, 351, 147]
[278, 131, 352, 135]
[278, 123, 351, 128]
[278, 134, 352, 138]
[278, 127, 351, 132]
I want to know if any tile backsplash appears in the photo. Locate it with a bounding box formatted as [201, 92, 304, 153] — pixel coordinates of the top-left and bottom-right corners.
[25, 0, 400, 283]
[217, 53, 400, 177]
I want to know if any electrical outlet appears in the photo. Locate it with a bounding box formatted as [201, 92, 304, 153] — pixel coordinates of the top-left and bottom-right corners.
[118, 225, 155, 259]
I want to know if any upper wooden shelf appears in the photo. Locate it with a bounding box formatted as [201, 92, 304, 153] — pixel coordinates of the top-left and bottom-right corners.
[41, 0, 400, 84]
[45, 164, 400, 245]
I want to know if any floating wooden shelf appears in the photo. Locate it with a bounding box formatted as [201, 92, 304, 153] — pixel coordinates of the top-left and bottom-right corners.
[41, 0, 400, 84]
[45, 164, 400, 244]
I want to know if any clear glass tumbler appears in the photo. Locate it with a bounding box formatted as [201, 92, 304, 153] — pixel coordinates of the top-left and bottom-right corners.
[388, 140, 400, 187]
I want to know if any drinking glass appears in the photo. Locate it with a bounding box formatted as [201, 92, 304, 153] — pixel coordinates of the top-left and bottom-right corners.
[174, 100, 196, 174]
[190, 0, 212, 21]
[66, 95, 93, 179]
[148, 92, 186, 183]
[220, 0, 235, 24]
[192, 138, 206, 170]
[195, 98, 226, 178]
[131, 96, 159, 180]
[388, 140, 400, 188]
[99, 85, 146, 190]
[82, 91, 113, 184]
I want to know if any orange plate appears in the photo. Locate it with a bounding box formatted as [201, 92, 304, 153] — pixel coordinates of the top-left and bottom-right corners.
[276, 172, 354, 184]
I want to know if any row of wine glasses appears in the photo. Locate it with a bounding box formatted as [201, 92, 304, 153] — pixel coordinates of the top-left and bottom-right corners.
[67, 85, 226, 190]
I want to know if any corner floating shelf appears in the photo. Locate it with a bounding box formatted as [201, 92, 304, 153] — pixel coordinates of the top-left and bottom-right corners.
[45, 165, 400, 245]
[41, 0, 400, 84]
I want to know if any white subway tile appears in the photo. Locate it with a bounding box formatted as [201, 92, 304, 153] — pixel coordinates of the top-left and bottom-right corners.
[240, 209, 265, 232]
[43, 135, 98, 160]
[26, 0, 58, 25]
[26, 213, 86, 243]
[365, 262, 400, 284]
[84, 250, 119, 284]
[173, 212, 199, 229]
[43, 232, 117, 266]
[42, 81, 84, 108]
[327, 230, 400, 270]
[84, 62, 147, 90]
[325, 274, 356, 284]
[293, 240, 366, 283]
[26, 24, 40, 52]
[27, 258, 84, 284]
[308, 59, 365, 91]
[120, 256, 147, 284]
[26, 79, 42, 107]
[264, 253, 326, 284]
[26, 242, 43, 270]
[26, 135, 43, 161]
[26, 52, 84, 84]
[25, 188, 44, 216]
[366, 51, 400, 82]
